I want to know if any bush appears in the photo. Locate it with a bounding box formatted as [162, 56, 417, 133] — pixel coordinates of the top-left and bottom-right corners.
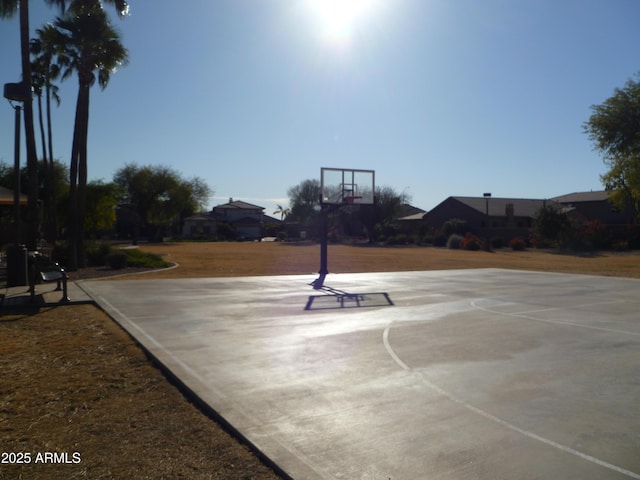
[106, 252, 128, 270]
[446, 234, 463, 249]
[582, 220, 611, 250]
[461, 233, 483, 251]
[490, 236, 504, 249]
[123, 248, 169, 268]
[612, 241, 629, 251]
[433, 234, 447, 247]
[276, 231, 288, 242]
[86, 242, 114, 267]
[386, 234, 409, 245]
[441, 218, 467, 237]
[509, 237, 526, 251]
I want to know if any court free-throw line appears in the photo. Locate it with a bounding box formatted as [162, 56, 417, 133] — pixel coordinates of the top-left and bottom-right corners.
[383, 322, 640, 479]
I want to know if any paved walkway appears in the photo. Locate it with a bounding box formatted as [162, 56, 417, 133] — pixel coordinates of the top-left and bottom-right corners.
[1, 278, 92, 307]
[73, 270, 640, 478]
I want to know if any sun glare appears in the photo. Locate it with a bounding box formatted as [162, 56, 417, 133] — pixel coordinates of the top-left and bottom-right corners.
[307, 0, 381, 48]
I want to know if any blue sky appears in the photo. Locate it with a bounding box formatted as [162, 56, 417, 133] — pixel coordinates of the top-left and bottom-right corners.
[1, 1, 640, 216]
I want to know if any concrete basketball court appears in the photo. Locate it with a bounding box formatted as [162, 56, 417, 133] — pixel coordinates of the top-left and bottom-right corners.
[80, 268, 640, 480]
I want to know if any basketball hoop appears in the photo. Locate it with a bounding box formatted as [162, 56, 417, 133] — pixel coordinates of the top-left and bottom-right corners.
[316, 167, 375, 288]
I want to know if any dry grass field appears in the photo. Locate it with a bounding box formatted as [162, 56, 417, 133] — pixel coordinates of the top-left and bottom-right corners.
[132, 241, 640, 280]
[2, 241, 640, 479]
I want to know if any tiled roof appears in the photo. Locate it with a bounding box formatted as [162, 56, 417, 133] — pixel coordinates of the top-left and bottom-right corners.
[551, 191, 610, 203]
[452, 196, 550, 217]
[214, 200, 264, 210]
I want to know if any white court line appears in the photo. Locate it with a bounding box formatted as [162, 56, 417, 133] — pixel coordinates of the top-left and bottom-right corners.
[383, 322, 640, 479]
[470, 299, 640, 337]
[513, 299, 621, 315]
[98, 297, 229, 401]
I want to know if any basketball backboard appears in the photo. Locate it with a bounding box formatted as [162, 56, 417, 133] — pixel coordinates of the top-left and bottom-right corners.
[320, 168, 375, 206]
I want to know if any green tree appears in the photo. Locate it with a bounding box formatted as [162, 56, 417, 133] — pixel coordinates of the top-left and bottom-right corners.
[532, 203, 572, 247]
[53, 2, 128, 268]
[114, 164, 212, 242]
[84, 180, 120, 236]
[359, 186, 409, 242]
[287, 179, 321, 224]
[584, 74, 640, 219]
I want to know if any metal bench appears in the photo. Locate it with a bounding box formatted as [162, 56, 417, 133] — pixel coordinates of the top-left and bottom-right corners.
[29, 252, 70, 303]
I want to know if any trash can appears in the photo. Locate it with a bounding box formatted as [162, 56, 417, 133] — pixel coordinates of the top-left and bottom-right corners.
[6, 244, 28, 287]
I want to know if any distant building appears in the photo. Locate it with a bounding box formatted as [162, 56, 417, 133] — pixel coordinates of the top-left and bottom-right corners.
[423, 190, 636, 243]
[182, 198, 279, 240]
[552, 191, 636, 226]
[424, 196, 550, 242]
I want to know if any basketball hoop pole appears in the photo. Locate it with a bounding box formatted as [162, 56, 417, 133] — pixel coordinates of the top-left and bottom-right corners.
[317, 200, 330, 286]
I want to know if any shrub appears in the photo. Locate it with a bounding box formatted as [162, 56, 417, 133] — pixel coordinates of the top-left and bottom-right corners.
[86, 242, 114, 267]
[446, 234, 463, 249]
[106, 252, 128, 270]
[433, 234, 447, 247]
[276, 231, 288, 242]
[461, 233, 483, 251]
[123, 248, 169, 268]
[577, 219, 611, 250]
[441, 218, 467, 237]
[612, 241, 629, 251]
[509, 237, 526, 251]
[490, 236, 504, 249]
[386, 234, 409, 245]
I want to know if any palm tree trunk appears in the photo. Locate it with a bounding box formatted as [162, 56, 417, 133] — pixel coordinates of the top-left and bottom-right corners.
[45, 81, 57, 243]
[19, 0, 39, 250]
[37, 93, 47, 166]
[36, 92, 49, 234]
[76, 83, 90, 268]
[67, 87, 83, 271]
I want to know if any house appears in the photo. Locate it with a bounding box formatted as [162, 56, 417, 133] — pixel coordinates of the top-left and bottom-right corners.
[181, 213, 216, 238]
[424, 196, 550, 242]
[551, 191, 635, 226]
[182, 199, 267, 240]
[0, 186, 28, 206]
[397, 204, 427, 234]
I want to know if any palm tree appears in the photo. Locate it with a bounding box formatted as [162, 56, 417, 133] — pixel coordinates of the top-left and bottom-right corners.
[0, 0, 128, 251]
[53, 2, 128, 268]
[31, 24, 62, 241]
[273, 204, 290, 221]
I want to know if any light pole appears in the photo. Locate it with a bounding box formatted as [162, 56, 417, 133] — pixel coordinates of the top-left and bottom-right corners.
[4, 82, 30, 244]
[4, 82, 31, 287]
[483, 192, 492, 251]
[483, 192, 492, 218]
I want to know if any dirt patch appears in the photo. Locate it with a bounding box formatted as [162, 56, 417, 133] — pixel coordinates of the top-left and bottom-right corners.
[0, 304, 282, 480]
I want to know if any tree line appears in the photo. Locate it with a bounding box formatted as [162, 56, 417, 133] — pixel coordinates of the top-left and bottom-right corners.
[0, 160, 211, 244]
[284, 179, 411, 243]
